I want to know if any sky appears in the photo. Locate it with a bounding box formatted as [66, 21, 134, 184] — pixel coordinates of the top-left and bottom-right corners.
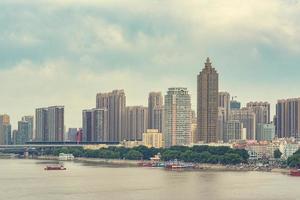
[1, 0, 300, 129]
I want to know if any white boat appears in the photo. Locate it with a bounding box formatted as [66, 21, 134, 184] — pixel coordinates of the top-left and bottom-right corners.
[58, 153, 74, 161]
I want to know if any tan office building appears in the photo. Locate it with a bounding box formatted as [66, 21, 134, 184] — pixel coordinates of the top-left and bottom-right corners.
[197, 58, 219, 143]
[142, 129, 163, 148]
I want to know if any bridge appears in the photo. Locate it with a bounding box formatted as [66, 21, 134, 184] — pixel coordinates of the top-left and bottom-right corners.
[0, 141, 121, 155]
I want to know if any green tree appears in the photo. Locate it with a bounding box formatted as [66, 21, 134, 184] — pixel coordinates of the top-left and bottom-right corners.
[124, 150, 143, 160]
[287, 154, 300, 168]
[274, 149, 282, 159]
[197, 151, 212, 163]
[161, 150, 181, 161]
[220, 153, 243, 165]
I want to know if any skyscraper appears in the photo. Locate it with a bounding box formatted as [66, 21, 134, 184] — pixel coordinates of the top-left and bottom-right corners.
[219, 92, 231, 121]
[17, 120, 30, 144]
[197, 57, 219, 143]
[230, 108, 256, 140]
[124, 106, 148, 141]
[0, 114, 11, 145]
[224, 120, 243, 142]
[82, 108, 108, 142]
[96, 90, 126, 142]
[48, 106, 64, 142]
[152, 106, 164, 133]
[22, 116, 34, 141]
[217, 107, 226, 141]
[35, 106, 64, 142]
[148, 92, 163, 132]
[164, 87, 192, 147]
[246, 102, 270, 124]
[276, 98, 300, 139]
[35, 108, 48, 141]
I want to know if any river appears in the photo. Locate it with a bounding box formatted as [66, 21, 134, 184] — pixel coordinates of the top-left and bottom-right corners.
[0, 159, 299, 200]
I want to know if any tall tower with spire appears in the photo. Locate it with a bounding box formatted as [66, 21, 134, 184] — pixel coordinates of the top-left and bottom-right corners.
[197, 57, 219, 143]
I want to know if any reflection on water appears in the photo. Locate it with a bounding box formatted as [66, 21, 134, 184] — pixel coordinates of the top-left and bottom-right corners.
[0, 159, 299, 200]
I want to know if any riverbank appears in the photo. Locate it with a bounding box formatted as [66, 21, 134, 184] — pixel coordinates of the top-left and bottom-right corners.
[36, 155, 290, 174]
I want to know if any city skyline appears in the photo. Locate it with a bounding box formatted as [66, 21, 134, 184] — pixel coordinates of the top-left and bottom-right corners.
[1, 1, 300, 128]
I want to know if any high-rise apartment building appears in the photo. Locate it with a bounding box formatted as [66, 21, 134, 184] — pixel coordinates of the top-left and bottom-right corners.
[17, 120, 30, 144]
[276, 98, 300, 139]
[0, 114, 11, 145]
[148, 92, 163, 132]
[219, 92, 230, 120]
[230, 108, 256, 140]
[35, 108, 48, 141]
[247, 102, 270, 124]
[224, 120, 243, 142]
[124, 106, 148, 141]
[96, 90, 126, 142]
[217, 108, 225, 141]
[164, 87, 192, 147]
[22, 116, 34, 141]
[82, 108, 108, 142]
[35, 106, 64, 142]
[256, 123, 275, 141]
[197, 58, 219, 143]
[48, 106, 64, 142]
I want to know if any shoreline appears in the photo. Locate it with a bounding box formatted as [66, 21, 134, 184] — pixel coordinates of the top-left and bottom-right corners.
[35, 155, 290, 174]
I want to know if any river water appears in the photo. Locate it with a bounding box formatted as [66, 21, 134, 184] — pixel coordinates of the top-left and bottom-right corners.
[0, 159, 299, 200]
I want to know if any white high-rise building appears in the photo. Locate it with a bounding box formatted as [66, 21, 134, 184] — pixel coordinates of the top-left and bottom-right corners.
[164, 87, 192, 147]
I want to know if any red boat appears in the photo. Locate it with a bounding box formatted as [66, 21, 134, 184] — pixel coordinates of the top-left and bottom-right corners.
[165, 160, 195, 169]
[290, 169, 300, 176]
[44, 164, 66, 170]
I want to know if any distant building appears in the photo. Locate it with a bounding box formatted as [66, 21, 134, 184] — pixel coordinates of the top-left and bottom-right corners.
[148, 92, 163, 133]
[197, 58, 219, 143]
[224, 120, 243, 142]
[247, 102, 270, 124]
[22, 116, 34, 141]
[276, 98, 300, 139]
[35, 108, 48, 142]
[17, 120, 30, 144]
[230, 108, 256, 140]
[230, 100, 241, 110]
[164, 87, 192, 147]
[0, 114, 11, 145]
[152, 106, 164, 133]
[96, 90, 126, 142]
[82, 108, 108, 142]
[12, 130, 18, 145]
[35, 106, 64, 142]
[217, 107, 226, 141]
[68, 128, 78, 142]
[256, 123, 275, 141]
[142, 129, 163, 148]
[124, 106, 148, 141]
[219, 92, 230, 120]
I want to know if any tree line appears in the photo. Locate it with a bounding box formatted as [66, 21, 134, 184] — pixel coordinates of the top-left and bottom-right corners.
[41, 145, 249, 165]
[287, 149, 300, 168]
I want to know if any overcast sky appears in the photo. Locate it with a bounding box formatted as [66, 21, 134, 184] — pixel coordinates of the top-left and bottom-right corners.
[1, 0, 300, 128]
